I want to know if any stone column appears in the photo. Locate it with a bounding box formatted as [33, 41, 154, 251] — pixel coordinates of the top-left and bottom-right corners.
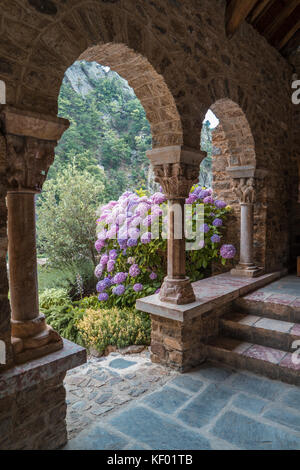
[1, 106, 69, 364]
[147, 146, 206, 304]
[227, 166, 262, 277]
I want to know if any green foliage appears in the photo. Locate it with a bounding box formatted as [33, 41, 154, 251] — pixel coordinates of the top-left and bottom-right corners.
[77, 307, 151, 354]
[37, 163, 105, 273]
[39, 290, 150, 353]
[39, 288, 70, 309]
[200, 120, 213, 187]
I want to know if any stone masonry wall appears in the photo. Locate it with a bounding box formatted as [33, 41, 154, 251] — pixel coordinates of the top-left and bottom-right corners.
[150, 304, 230, 371]
[289, 52, 300, 269]
[0, 372, 67, 450]
[0, 133, 12, 371]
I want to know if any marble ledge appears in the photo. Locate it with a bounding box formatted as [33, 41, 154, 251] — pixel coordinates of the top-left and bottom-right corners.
[0, 339, 86, 400]
[136, 271, 282, 323]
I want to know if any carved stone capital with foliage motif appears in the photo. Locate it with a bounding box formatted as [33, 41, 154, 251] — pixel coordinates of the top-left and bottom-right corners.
[147, 146, 206, 199]
[153, 162, 200, 199]
[6, 135, 56, 193]
[0, 106, 69, 192]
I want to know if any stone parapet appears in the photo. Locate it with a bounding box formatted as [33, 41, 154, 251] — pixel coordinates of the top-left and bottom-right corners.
[137, 272, 283, 371]
[0, 339, 86, 450]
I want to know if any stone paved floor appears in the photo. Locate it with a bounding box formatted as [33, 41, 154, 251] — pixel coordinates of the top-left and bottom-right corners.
[65, 349, 176, 440]
[65, 361, 300, 450]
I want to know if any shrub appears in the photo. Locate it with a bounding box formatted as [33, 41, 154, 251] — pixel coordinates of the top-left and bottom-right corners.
[39, 288, 71, 310]
[93, 185, 236, 308]
[77, 308, 151, 354]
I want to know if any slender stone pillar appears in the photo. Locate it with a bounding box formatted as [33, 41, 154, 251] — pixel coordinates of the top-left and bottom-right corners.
[227, 166, 263, 277]
[147, 146, 206, 304]
[1, 106, 69, 363]
[7, 190, 39, 323]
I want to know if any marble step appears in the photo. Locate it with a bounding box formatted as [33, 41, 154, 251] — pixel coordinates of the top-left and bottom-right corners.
[206, 337, 300, 386]
[233, 295, 300, 323]
[220, 312, 300, 352]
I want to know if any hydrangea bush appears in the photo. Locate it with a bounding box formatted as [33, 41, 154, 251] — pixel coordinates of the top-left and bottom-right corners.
[94, 185, 236, 308]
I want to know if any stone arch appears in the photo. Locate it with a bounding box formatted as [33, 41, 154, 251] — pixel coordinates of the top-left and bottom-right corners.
[6, 2, 184, 149]
[210, 98, 256, 168]
[202, 99, 266, 270]
[77, 43, 183, 148]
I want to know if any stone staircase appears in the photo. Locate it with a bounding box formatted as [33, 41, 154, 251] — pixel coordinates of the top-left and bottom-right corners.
[207, 293, 300, 386]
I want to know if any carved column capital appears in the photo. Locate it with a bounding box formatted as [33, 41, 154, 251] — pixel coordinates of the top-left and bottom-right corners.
[232, 176, 256, 204]
[0, 106, 69, 192]
[153, 162, 200, 199]
[6, 135, 56, 193]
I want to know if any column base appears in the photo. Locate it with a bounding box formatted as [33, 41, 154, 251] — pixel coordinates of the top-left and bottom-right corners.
[11, 315, 63, 364]
[231, 264, 263, 278]
[159, 277, 196, 305]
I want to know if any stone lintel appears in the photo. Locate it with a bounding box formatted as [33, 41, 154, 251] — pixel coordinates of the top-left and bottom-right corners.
[0, 339, 86, 400]
[147, 145, 207, 166]
[226, 165, 268, 180]
[136, 271, 281, 322]
[0, 105, 69, 141]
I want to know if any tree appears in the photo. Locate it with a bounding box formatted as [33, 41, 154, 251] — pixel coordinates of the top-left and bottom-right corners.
[200, 120, 213, 187]
[37, 163, 106, 268]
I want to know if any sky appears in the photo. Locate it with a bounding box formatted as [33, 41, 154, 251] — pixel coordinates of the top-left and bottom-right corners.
[204, 109, 219, 129]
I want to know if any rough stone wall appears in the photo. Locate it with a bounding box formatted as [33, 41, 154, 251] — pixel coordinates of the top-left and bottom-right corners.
[150, 304, 230, 371]
[0, 133, 12, 371]
[289, 51, 300, 270]
[0, 372, 67, 450]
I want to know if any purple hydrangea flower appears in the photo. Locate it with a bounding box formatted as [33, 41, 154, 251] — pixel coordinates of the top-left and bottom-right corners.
[213, 218, 223, 227]
[220, 244, 236, 259]
[113, 272, 127, 284]
[109, 249, 118, 260]
[186, 194, 198, 204]
[141, 232, 152, 244]
[95, 239, 105, 252]
[112, 284, 125, 296]
[203, 196, 214, 204]
[155, 288, 161, 294]
[129, 264, 140, 277]
[215, 200, 227, 209]
[151, 192, 166, 204]
[100, 253, 109, 266]
[133, 283, 143, 292]
[127, 238, 138, 247]
[94, 264, 103, 278]
[200, 223, 210, 233]
[97, 230, 107, 241]
[102, 277, 112, 288]
[96, 280, 107, 293]
[211, 234, 221, 244]
[149, 272, 157, 280]
[98, 292, 109, 301]
[107, 259, 115, 272]
[197, 189, 210, 199]
[198, 240, 205, 249]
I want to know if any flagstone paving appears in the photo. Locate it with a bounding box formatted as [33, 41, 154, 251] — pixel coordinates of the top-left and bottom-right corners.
[64, 360, 300, 450]
[64, 349, 176, 440]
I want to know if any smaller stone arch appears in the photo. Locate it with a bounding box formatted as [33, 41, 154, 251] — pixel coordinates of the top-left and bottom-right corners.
[201, 99, 266, 271]
[210, 98, 256, 168]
